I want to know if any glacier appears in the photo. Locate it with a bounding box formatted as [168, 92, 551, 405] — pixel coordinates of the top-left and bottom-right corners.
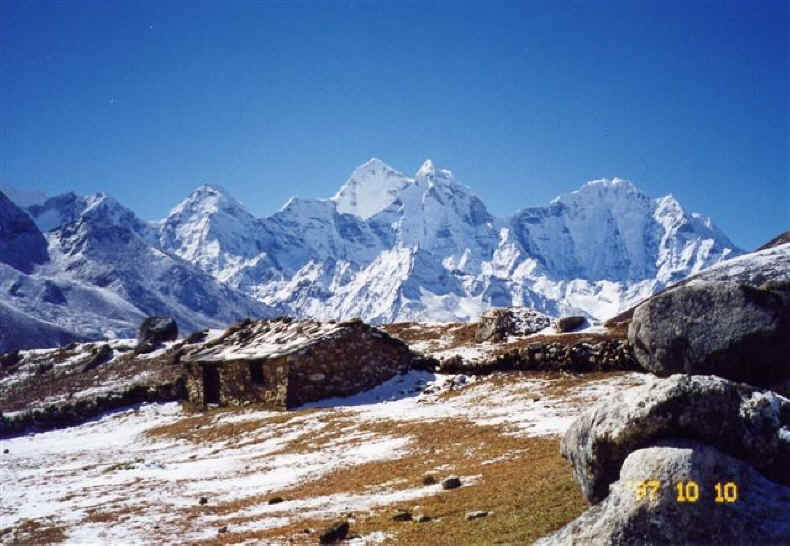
[0, 158, 745, 351]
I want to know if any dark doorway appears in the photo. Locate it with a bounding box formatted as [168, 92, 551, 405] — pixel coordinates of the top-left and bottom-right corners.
[202, 364, 220, 404]
[249, 361, 265, 385]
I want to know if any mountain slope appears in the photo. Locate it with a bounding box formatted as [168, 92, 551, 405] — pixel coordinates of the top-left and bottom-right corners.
[0, 191, 49, 274]
[0, 192, 277, 351]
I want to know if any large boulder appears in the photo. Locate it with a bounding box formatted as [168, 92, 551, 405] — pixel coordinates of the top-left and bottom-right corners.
[475, 307, 551, 342]
[561, 374, 790, 503]
[555, 316, 587, 333]
[537, 441, 790, 545]
[136, 316, 178, 353]
[628, 281, 790, 387]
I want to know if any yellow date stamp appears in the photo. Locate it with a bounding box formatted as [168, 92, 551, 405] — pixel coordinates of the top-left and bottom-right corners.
[628, 480, 738, 503]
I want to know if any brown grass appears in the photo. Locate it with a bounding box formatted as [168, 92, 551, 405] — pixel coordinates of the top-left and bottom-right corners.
[89, 370, 627, 544]
[165, 379, 597, 545]
[2, 519, 67, 545]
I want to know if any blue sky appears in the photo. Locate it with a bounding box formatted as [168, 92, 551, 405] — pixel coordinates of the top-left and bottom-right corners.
[1, 0, 787, 250]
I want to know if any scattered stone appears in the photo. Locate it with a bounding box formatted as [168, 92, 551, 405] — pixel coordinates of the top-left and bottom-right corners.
[537, 441, 790, 545]
[391, 510, 412, 522]
[561, 374, 790, 503]
[218, 526, 228, 534]
[198, 496, 208, 505]
[318, 520, 349, 544]
[422, 474, 437, 485]
[465, 511, 489, 520]
[628, 281, 790, 387]
[555, 316, 587, 333]
[136, 316, 178, 353]
[268, 496, 284, 505]
[441, 476, 462, 490]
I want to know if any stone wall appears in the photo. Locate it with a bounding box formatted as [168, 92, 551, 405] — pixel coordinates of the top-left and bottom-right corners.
[0, 380, 186, 439]
[184, 359, 289, 409]
[434, 339, 637, 375]
[285, 324, 414, 407]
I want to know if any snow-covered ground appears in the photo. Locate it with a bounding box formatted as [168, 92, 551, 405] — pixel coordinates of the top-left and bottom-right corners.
[0, 370, 649, 544]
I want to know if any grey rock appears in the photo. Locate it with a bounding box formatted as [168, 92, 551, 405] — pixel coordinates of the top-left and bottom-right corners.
[391, 510, 412, 521]
[465, 510, 489, 520]
[137, 316, 178, 352]
[441, 475, 462, 490]
[475, 307, 551, 342]
[537, 441, 790, 545]
[628, 281, 790, 387]
[318, 520, 349, 544]
[555, 316, 587, 332]
[561, 374, 790, 503]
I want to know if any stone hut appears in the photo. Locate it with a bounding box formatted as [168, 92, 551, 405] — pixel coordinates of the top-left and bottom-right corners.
[181, 317, 416, 409]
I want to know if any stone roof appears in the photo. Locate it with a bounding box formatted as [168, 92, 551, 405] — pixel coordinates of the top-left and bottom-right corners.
[180, 318, 370, 363]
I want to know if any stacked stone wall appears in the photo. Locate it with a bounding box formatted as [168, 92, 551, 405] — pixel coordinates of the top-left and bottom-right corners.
[286, 325, 413, 407]
[435, 339, 637, 375]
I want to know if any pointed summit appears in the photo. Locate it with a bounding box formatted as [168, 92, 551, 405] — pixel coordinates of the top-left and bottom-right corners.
[416, 159, 436, 179]
[167, 184, 249, 220]
[331, 158, 412, 219]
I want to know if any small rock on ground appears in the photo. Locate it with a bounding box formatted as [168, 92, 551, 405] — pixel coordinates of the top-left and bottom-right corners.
[319, 520, 349, 544]
[466, 511, 489, 520]
[391, 510, 413, 522]
[441, 476, 462, 490]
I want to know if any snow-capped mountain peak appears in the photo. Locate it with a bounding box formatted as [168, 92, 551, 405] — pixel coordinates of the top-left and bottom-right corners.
[158, 184, 262, 278]
[331, 158, 412, 219]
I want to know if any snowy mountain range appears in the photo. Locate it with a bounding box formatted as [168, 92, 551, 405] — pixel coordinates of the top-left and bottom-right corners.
[0, 158, 744, 351]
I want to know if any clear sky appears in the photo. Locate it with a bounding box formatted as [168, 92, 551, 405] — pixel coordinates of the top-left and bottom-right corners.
[1, 1, 787, 250]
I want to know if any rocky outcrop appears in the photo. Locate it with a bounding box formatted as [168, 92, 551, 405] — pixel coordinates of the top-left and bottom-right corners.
[137, 316, 179, 353]
[0, 191, 49, 274]
[474, 307, 551, 342]
[561, 374, 790, 504]
[537, 441, 790, 546]
[628, 281, 790, 387]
